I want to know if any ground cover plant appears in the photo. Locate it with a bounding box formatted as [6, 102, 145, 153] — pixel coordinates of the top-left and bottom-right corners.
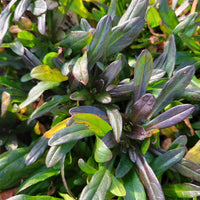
[0, 0, 200, 199]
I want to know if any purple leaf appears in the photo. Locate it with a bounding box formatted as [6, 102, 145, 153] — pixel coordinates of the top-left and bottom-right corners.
[126, 124, 148, 140]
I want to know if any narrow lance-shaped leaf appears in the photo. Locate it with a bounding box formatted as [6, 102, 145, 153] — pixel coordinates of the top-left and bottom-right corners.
[38, 13, 46, 35]
[72, 51, 88, 85]
[135, 150, 165, 200]
[168, 135, 187, 150]
[95, 137, 113, 163]
[151, 147, 186, 175]
[162, 183, 200, 198]
[105, 17, 144, 58]
[134, 50, 153, 102]
[1, 91, 11, 117]
[106, 107, 122, 143]
[78, 158, 97, 175]
[19, 81, 59, 109]
[150, 65, 195, 117]
[14, 0, 31, 21]
[79, 168, 112, 200]
[184, 140, 200, 163]
[118, 0, 149, 24]
[145, 104, 194, 130]
[87, 15, 112, 70]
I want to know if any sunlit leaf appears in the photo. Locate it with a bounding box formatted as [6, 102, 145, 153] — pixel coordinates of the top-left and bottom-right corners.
[185, 140, 200, 163]
[78, 158, 97, 175]
[8, 194, 63, 200]
[147, 6, 161, 28]
[95, 92, 112, 104]
[14, 0, 31, 21]
[1, 91, 11, 117]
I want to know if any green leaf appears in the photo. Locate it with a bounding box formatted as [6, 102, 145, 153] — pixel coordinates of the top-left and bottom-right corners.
[141, 138, 151, 155]
[42, 52, 58, 68]
[109, 173, 126, 197]
[79, 168, 112, 200]
[19, 81, 59, 109]
[70, 89, 92, 101]
[87, 15, 112, 70]
[72, 113, 112, 137]
[163, 183, 200, 198]
[147, 7, 161, 28]
[106, 107, 122, 143]
[8, 195, 63, 200]
[72, 51, 88, 85]
[9, 39, 24, 56]
[95, 92, 112, 104]
[17, 166, 60, 193]
[118, 0, 149, 24]
[150, 65, 195, 117]
[78, 158, 97, 175]
[45, 141, 76, 168]
[135, 151, 165, 200]
[14, 0, 31, 21]
[185, 140, 200, 163]
[123, 169, 147, 200]
[95, 137, 112, 163]
[28, 95, 70, 123]
[59, 31, 92, 55]
[31, 65, 68, 82]
[168, 135, 187, 150]
[105, 17, 144, 58]
[115, 153, 133, 178]
[59, 193, 75, 200]
[18, 31, 38, 48]
[133, 50, 153, 102]
[151, 147, 186, 175]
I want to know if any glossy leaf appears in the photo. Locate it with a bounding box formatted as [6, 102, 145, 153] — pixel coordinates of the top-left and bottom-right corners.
[31, 65, 68, 82]
[102, 132, 117, 149]
[8, 195, 62, 200]
[149, 69, 166, 84]
[99, 60, 122, 88]
[150, 65, 195, 117]
[163, 183, 200, 198]
[109, 173, 126, 197]
[17, 167, 60, 192]
[173, 158, 200, 182]
[126, 124, 148, 140]
[43, 118, 69, 138]
[118, 0, 149, 24]
[32, 0, 47, 16]
[59, 31, 92, 54]
[72, 113, 112, 137]
[145, 104, 194, 130]
[79, 168, 111, 200]
[28, 95, 70, 123]
[19, 81, 59, 109]
[135, 151, 165, 200]
[129, 94, 155, 124]
[14, 0, 31, 21]
[95, 137, 112, 163]
[105, 17, 144, 58]
[25, 136, 49, 166]
[61, 56, 79, 76]
[70, 89, 92, 101]
[38, 13, 46, 35]
[185, 140, 200, 163]
[115, 153, 133, 178]
[162, 34, 176, 77]
[95, 92, 112, 104]
[168, 135, 187, 150]
[48, 124, 90, 146]
[106, 107, 122, 143]
[133, 50, 153, 102]
[87, 15, 112, 70]
[78, 158, 97, 175]
[123, 169, 147, 200]
[45, 141, 76, 168]
[72, 51, 88, 85]
[151, 147, 186, 175]
[69, 105, 108, 122]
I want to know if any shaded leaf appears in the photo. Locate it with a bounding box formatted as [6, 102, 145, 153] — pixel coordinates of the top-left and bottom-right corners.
[95, 137, 112, 163]
[72, 51, 88, 85]
[151, 147, 186, 175]
[25, 136, 49, 166]
[45, 141, 76, 168]
[79, 168, 111, 200]
[70, 89, 92, 101]
[17, 167, 60, 193]
[73, 113, 112, 137]
[31, 65, 68, 82]
[102, 132, 117, 149]
[80, 18, 92, 32]
[61, 56, 79, 76]
[168, 135, 187, 150]
[78, 158, 97, 175]
[95, 92, 112, 104]
[106, 107, 122, 143]
[150, 65, 195, 117]
[19, 81, 59, 109]
[126, 124, 148, 140]
[8, 195, 63, 200]
[145, 104, 194, 130]
[105, 17, 144, 58]
[135, 151, 165, 200]
[149, 69, 166, 84]
[87, 15, 112, 70]
[153, 53, 167, 69]
[118, 0, 149, 24]
[163, 183, 200, 198]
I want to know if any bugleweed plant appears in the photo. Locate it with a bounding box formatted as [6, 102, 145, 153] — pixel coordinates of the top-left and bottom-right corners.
[1, 0, 200, 200]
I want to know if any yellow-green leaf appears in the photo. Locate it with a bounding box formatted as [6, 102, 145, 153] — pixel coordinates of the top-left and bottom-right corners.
[185, 140, 200, 164]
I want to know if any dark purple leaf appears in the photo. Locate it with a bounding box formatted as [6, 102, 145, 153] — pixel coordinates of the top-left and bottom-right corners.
[102, 132, 117, 148]
[129, 93, 155, 124]
[145, 104, 194, 130]
[128, 147, 137, 163]
[126, 124, 148, 140]
[135, 151, 165, 200]
[99, 60, 122, 87]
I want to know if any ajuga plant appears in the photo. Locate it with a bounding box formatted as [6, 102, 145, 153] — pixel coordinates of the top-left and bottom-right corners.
[1, 0, 200, 200]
